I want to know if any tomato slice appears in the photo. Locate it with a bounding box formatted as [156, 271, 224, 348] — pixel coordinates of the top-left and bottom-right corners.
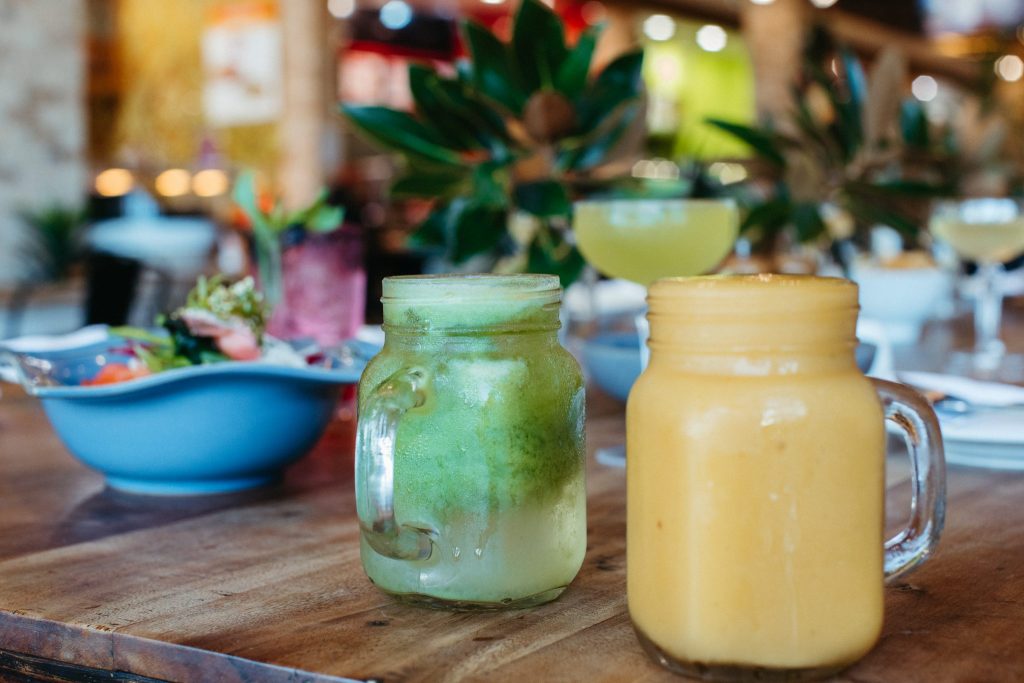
[82, 363, 150, 386]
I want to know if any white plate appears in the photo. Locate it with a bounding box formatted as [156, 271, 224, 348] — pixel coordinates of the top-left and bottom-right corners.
[944, 438, 1024, 471]
[939, 407, 1024, 470]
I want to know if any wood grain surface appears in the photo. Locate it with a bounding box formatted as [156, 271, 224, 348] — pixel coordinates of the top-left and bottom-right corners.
[0, 369, 1022, 681]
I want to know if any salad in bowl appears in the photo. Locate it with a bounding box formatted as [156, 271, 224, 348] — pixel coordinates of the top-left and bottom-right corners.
[2, 276, 370, 495]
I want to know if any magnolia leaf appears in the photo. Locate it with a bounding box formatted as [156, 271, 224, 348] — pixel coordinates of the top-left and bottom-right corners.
[340, 105, 462, 166]
[472, 162, 510, 209]
[408, 64, 485, 151]
[447, 198, 508, 263]
[527, 232, 585, 287]
[432, 76, 513, 156]
[408, 207, 449, 249]
[561, 103, 638, 172]
[740, 198, 792, 235]
[555, 25, 601, 100]
[391, 167, 470, 199]
[514, 180, 570, 217]
[575, 50, 644, 133]
[461, 21, 526, 114]
[791, 203, 827, 243]
[512, 0, 568, 92]
[706, 119, 786, 167]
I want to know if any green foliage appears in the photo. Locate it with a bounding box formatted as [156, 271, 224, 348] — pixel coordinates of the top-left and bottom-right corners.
[707, 27, 947, 251]
[17, 205, 85, 283]
[340, 0, 644, 286]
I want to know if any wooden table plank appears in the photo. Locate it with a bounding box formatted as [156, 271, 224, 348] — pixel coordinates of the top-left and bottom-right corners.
[0, 377, 1022, 682]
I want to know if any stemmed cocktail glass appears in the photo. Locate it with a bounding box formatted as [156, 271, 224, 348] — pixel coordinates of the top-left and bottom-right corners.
[930, 198, 1024, 380]
[572, 198, 739, 462]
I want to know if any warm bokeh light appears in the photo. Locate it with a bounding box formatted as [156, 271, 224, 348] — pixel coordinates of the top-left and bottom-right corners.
[911, 74, 939, 101]
[155, 169, 192, 197]
[696, 24, 727, 52]
[327, 0, 356, 19]
[631, 158, 680, 180]
[95, 168, 134, 197]
[810, 0, 839, 7]
[995, 54, 1024, 82]
[643, 14, 676, 42]
[192, 169, 230, 197]
[480, 0, 506, 5]
[708, 161, 748, 185]
[750, 0, 776, 4]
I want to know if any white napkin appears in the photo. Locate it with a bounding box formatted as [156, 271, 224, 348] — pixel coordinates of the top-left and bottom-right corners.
[0, 325, 110, 384]
[899, 371, 1024, 445]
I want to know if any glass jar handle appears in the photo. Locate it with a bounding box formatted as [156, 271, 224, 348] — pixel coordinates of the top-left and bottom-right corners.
[872, 378, 947, 582]
[355, 366, 435, 561]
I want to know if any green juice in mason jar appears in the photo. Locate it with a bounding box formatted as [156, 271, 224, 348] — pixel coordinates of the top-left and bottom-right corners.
[355, 274, 586, 609]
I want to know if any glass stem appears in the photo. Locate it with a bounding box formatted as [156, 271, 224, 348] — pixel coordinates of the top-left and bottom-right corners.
[974, 262, 1006, 365]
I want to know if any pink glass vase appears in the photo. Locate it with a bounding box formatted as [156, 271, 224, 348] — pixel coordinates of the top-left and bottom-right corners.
[266, 226, 366, 346]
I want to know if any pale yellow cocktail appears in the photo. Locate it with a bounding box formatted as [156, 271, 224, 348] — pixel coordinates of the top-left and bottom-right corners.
[574, 199, 739, 286]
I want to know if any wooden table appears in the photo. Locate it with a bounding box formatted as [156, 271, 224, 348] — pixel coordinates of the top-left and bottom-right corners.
[0, 382, 1022, 683]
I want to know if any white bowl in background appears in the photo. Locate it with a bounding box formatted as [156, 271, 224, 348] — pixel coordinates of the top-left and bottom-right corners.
[851, 259, 953, 346]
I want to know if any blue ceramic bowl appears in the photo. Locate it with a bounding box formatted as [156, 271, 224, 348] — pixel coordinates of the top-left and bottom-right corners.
[581, 332, 643, 402]
[5, 337, 365, 495]
[582, 331, 879, 402]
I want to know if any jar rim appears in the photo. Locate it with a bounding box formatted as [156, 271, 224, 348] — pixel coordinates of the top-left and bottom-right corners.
[648, 274, 859, 321]
[573, 197, 737, 210]
[382, 273, 561, 305]
[649, 273, 856, 302]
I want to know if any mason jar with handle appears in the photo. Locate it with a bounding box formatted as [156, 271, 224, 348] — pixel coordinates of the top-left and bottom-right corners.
[627, 274, 946, 680]
[356, 274, 586, 609]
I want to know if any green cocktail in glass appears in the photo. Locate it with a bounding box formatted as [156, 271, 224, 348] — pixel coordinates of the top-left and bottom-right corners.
[356, 274, 586, 609]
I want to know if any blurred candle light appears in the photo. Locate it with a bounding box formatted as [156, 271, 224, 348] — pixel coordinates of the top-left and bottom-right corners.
[810, 0, 838, 7]
[696, 24, 727, 52]
[709, 162, 748, 185]
[327, 0, 356, 18]
[95, 168, 134, 197]
[192, 169, 230, 197]
[155, 169, 192, 197]
[911, 74, 939, 101]
[995, 54, 1024, 82]
[643, 14, 676, 41]
[379, 0, 412, 30]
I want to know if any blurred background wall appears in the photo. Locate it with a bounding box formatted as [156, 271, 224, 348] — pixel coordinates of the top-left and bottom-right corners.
[0, 0, 87, 284]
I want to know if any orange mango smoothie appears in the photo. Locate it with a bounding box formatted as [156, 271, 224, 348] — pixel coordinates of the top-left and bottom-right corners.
[627, 275, 886, 674]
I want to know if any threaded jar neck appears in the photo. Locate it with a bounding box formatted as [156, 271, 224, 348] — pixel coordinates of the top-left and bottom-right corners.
[382, 274, 562, 336]
[646, 274, 860, 376]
